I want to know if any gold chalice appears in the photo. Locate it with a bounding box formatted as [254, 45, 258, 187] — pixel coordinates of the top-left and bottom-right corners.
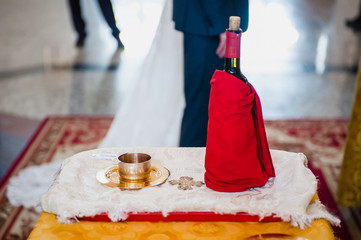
[96, 153, 170, 189]
[118, 153, 152, 181]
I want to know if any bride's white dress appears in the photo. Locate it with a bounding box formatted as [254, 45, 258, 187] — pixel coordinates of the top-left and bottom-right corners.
[6, 0, 184, 210]
[100, 0, 184, 148]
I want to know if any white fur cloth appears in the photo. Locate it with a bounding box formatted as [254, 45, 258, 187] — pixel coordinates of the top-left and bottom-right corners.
[40, 147, 340, 229]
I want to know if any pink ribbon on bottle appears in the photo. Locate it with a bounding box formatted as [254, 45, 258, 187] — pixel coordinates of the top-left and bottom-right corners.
[225, 31, 241, 59]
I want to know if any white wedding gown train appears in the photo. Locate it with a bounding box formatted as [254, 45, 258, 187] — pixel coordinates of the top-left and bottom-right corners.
[101, 0, 184, 148]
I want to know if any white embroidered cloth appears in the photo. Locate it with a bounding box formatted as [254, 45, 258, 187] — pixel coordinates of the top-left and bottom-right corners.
[41, 147, 340, 229]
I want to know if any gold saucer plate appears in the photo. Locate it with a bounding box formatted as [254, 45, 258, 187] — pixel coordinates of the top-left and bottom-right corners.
[96, 164, 170, 189]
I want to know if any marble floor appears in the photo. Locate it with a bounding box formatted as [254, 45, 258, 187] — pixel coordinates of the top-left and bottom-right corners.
[0, 0, 360, 177]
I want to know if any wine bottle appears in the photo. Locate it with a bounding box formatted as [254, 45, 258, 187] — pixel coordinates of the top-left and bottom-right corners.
[224, 16, 249, 86]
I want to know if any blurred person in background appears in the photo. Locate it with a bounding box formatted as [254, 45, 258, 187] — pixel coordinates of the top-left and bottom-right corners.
[346, 1, 361, 32]
[173, 0, 249, 147]
[68, 0, 124, 48]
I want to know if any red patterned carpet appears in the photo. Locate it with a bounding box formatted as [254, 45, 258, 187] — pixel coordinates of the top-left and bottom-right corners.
[0, 117, 356, 239]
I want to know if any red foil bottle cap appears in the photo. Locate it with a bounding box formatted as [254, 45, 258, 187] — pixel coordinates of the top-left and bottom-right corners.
[225, 31, 241, 58]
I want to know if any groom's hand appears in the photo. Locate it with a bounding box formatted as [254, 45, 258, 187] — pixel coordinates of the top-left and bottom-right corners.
[216, 32, 226, 58]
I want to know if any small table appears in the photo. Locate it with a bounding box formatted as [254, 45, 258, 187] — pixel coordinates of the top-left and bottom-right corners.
[29, 147, 337, 239]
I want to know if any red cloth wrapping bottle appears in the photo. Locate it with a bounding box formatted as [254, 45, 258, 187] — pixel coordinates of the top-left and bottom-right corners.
[205, 70, 275, 192]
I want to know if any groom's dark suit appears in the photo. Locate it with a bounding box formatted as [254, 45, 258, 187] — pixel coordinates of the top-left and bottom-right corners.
[173, 0, 249, 147]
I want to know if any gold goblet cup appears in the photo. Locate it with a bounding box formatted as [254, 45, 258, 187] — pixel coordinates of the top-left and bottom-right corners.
[118, 153, 152, 181]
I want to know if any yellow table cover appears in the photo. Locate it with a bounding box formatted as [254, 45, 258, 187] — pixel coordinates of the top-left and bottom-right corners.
[28, 212, 335, 240]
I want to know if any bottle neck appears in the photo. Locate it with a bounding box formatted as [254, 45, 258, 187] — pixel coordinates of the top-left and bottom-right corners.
[224, 29, 248, 84]
[224, 58, 242, 77]
[225, 29, 241, 59]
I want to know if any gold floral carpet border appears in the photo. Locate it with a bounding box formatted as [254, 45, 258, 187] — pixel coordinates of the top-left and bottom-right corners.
[0, 117, 356, 239]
